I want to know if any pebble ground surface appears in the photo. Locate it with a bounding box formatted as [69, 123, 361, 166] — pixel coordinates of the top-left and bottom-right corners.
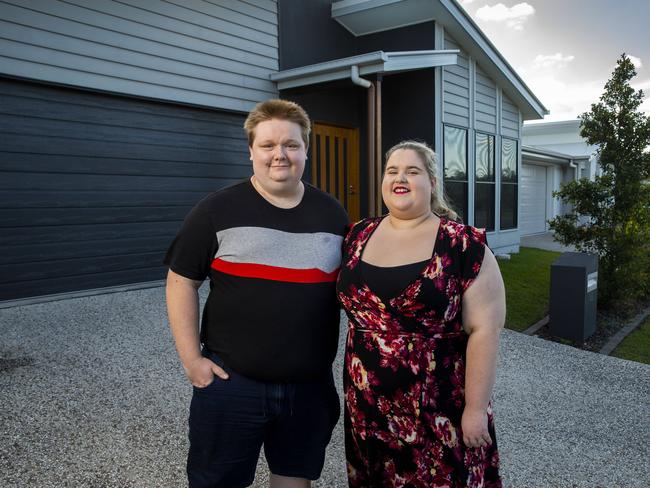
[1, 286, 648, 487]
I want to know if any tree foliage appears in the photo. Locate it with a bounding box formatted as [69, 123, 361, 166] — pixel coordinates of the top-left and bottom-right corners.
[549, 54, 650, 308]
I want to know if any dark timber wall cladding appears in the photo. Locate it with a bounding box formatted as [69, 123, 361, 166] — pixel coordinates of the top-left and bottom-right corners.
[381, 69, 436, 154]
[0, 77, 250, 300]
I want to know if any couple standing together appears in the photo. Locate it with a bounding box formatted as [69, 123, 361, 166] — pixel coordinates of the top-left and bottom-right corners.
[165, 99, 505, 488]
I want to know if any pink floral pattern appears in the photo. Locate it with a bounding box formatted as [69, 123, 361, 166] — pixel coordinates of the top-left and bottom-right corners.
[337, 216, 501, 488]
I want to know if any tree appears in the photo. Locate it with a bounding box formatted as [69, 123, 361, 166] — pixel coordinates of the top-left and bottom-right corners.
[549, 54, 650, 308]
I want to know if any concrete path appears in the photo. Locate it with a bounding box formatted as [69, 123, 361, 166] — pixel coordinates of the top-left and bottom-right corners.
[520, 232, 576, 253]
[1, 287, 648, 487]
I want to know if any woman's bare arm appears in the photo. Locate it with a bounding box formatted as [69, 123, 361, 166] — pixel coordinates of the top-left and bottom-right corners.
[461, 248, 506, 448]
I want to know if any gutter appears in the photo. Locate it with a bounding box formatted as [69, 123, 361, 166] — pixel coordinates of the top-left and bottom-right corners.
[350, 65, 371, 88]
[569, 160, 578, 180]
[350, 66, 382, 217]
[270, 50, 458, 90]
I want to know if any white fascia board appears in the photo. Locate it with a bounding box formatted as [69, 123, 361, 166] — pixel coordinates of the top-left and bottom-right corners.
[270, 50, 458, 90]
[271, 51, 387, 79]
[274, 71, 359, 90]
[270, 51, 386, 89]
[383, 50, 458, 71]
[523, 119, 582, 134]
[522, 153, 570, 166]
[357, 62, 392, 75]
[522, 145, 573, 165]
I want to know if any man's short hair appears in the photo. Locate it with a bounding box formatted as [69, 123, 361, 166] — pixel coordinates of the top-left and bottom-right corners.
[244, 99, 311, 149]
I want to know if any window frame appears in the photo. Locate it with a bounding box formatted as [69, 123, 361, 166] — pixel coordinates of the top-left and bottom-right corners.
[500, 136, 518, 230]
[474, 131, 496, 231]
[443, 124, 469, 222]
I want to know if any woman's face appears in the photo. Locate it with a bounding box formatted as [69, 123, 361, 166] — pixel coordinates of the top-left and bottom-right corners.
[382, 148, 434, 218]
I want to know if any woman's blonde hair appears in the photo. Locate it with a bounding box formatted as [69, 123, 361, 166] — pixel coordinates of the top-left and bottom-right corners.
[385, 140, 459, 222]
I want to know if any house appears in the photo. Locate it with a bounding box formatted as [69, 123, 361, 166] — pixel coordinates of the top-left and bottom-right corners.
[0, 0, 548, 302]
[520, 119, 599, 235]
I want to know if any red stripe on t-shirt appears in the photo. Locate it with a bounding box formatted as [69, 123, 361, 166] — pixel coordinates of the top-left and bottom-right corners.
[211, 258, 339, 283]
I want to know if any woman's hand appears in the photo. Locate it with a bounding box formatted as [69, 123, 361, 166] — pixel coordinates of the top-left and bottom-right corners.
[183, 356, 229, 388]
[461, 407, 492, 448]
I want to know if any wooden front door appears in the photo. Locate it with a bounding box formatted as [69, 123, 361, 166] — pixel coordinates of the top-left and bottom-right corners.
[311, 123, 360, 221]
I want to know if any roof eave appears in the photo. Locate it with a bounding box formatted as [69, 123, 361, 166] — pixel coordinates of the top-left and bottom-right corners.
[522, 145, 576, 165]
[270, 50, 459, 90]
[331, 0, 549, 120]
[523, 119, 582, 133]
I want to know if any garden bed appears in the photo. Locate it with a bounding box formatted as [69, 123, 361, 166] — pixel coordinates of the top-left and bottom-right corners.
[499, 247, 649, 363]
[535, 300, 647, 353]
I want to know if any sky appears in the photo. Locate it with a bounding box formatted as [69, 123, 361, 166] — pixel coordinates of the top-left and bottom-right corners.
[457, 0, 650, 123]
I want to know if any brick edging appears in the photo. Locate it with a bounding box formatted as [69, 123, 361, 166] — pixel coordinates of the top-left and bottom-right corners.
[522, 315, 549, 335]
[599, 306, 650, 356]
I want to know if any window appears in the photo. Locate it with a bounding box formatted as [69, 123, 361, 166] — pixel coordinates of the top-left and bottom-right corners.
[443, 126, 468, 222]
[500, 137, 518, 230]
[474, 133, 495, 231]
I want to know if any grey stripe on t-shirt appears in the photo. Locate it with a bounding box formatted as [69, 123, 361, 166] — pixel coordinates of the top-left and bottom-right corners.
[215, 226, 343, 273]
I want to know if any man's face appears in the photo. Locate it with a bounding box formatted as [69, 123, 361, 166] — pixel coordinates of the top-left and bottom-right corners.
[249, 118, 306, 194]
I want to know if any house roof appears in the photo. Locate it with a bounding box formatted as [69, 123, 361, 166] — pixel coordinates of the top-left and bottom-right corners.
[522, 119, 596, 159]
[331, 0, 548, 120]
[270, 50, 458, 90]
[523, 119, 582, 133]
[522, 145, 583, 165]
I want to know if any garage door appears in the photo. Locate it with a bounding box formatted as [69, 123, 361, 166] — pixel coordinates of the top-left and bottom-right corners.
[520, 163, 547, 235]
[0, 78, 250, 301]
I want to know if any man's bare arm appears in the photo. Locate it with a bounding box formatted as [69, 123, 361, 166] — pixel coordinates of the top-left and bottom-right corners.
[165, 269, 228, 386]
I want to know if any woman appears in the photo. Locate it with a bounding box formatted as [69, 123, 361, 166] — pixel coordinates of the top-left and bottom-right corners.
[337, 140, 505, 487]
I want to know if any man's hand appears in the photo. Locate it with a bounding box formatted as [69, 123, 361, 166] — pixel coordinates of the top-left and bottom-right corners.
[184, 356, 229, 388]
[461, 407, 492, 448]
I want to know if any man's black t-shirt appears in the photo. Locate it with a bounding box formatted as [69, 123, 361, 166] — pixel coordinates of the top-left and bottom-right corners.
[164, 179, 348, 382]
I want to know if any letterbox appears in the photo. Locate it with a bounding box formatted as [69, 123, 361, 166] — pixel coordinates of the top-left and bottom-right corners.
[549, 252, 598, 342]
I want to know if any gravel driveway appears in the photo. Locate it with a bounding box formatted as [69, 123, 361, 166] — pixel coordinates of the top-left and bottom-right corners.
[1, 286, 648, 487]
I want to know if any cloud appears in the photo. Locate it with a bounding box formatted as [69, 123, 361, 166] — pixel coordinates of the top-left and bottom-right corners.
[475, 3, 535, 30]
[533, 53, 576, 69]
[609, 55, 644, 74]
[460, 0, 477, 4]
[632, 78, 650, 92]
[524, 75, 604, 121]
[632, 80, 650, 115]
[524, 75, 650, 121]
[639, 95, 650, 115]
[628, 55, 643, 70]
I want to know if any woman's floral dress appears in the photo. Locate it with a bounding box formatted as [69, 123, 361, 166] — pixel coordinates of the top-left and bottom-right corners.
[337, 216, 502, 488]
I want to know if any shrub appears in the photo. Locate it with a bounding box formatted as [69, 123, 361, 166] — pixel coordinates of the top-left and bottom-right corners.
[549, 54, 650, 309]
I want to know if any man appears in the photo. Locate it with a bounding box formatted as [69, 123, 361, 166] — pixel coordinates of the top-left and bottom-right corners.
[164, 99, 348, 488]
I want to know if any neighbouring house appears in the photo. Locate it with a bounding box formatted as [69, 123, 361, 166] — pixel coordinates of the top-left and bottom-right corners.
[0, 0, 548, 302]
[520, 119, 599, 235]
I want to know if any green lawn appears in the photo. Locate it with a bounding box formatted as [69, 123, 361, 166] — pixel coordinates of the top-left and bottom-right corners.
[497, 247, 561, 332]
[611, 316, 650, 364]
